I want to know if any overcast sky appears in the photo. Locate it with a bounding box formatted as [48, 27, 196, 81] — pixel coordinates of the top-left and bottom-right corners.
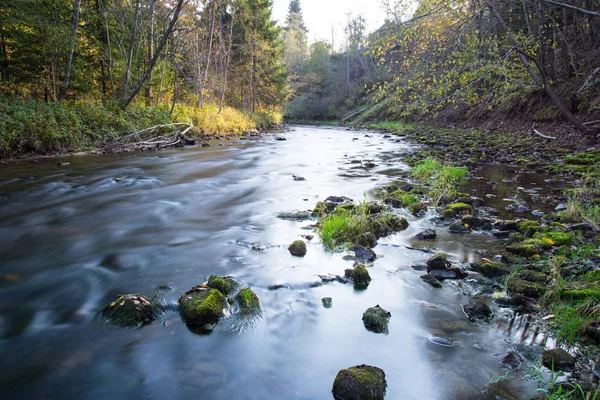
[271, 0, 387, 49]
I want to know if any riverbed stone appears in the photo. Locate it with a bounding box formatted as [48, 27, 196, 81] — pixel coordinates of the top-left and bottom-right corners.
[350, 244, 377, 262]
[462, 300, 493, 322]
[415, 229, 437, 240]
[345, 264, 372, 289]
[470, 261, 510, 278]
[505, 244, 540, 258]
[288, 240, 307, 257]
[206, 275, 239, 296]
[179, 288, 227, 328]
[332, 365, 387, 400]
[449, 222, 471, 234]
[506, 277, 546, 299]
[356, 232, 378, 248]
[542, 349, 575, 372]
[234, 288, 261, 315]
[322, 297, 333, 308]
[420, 274, 442, 288]
[426, 253, 450, 271]
[102, 294, 164, 328]
[362, 305, 391, 333]
[429, 267, 468, 280]
[444, 203, 473, 217]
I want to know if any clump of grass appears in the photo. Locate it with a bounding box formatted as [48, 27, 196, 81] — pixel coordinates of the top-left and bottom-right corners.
[319, 210, 364, 248]
[529, 366, 600, 400]
[412, 157, 467, 202]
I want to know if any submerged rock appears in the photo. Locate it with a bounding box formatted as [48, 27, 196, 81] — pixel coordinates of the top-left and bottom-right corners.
[428, 335, 455, 348]
[542, 349, 575, 372]
[332, 365, 387, 400]
[345, 264, 372, 289]
[179, 287, 227, 328]
[277, 211, 312, 220]
[415, 229, 437, 240]
[206, 275, 239, 296]
[102, 294, 164, 328]
[362, 305, 391, 334]
[322, 297, 333, 308]
[234, 288, 261, 315]
[350, 244, 377, 262]
[420, 274, 442, 288]
[288, 240, 307, 257]
[429, 268, 468, 280]
[462, 300, 493, 322]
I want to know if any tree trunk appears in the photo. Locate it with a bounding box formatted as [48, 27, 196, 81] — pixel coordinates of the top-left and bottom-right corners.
[58, 0, 82, 101]
[98, 0, 115, 95]
[123, 0, 186, 108]
[199, 1, 217, 108]
[219, 1, 235, 113]
[122, 0, 141, 101]
[145, 0, 156, 106]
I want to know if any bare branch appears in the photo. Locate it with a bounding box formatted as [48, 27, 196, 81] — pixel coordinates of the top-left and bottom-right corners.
[541, 0, 600, 17]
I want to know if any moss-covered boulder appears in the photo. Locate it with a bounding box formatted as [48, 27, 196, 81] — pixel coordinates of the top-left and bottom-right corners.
[372, 214, 409, 237]
[344, 264, 372, 289]
[234, 288, 261, 315]
[462, 300, 493, 322]
[470, 261, 510, 278]
[362, 305, 391, 334]
[426, 253, 450, 271]
[179, 287, 227, 328]
[506, 277, 546, 299]
[448, 222, 471, 234]
[517, 221, 542, 237]
[332, 365, 387, 400]
[533, 231, 575, 246]
[206, 275, 239, 296]
[410, 202, 427, 216]
[102, 294, 164, 328]
[288, 240, 307, 257]
[356, 232, 378, 248]
[444, 203, 473, 218]
[542, 349, 575, 372]
[505, 244, 540, 258]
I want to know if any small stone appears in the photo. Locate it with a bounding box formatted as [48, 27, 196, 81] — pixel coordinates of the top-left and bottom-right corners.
[420, 274, 442, 288]
[448, 223, 471, 234]
[322, 297, 333, 308]
[429, 267, 468, 280]
[268, 284, 288, 291]
[428, 335, 455, 347]
[462, 300, 493, 322]
[288, 240, 307, 257]
[206, 275, 239, 296]
[102, 294, 164, 328]
[415, 229, 436, 240]
[332, 365, 387, 400]
[275, 136, 286, 141]
[201, 143, 210, 147]
[344, 264, 372, 289]
[362, 305, 391, 334]
[350, 244, 376, 262]
[542, 349, 575, 372]
[292, 175, 305, 181]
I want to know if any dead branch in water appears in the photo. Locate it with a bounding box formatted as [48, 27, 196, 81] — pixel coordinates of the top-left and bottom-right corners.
[101, 122, 194, 153]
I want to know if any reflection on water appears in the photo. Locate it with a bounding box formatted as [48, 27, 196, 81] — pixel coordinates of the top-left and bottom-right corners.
[0, 126, 547, 399]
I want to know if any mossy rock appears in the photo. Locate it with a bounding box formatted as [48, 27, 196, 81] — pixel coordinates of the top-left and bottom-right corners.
[313, 201, 327, 217]
[179, 288, 227, 328]
[410, 202, 426, 215]
[362, 305, 391, 334]
[542, 349, 575, 372]
[102, 294, 164, 328]
[560, 285, 600, 301]
[470, 261, 510, 278]
[288, 240, 307, 257]
[522, 238, 553, 251]
[517, 221, 542, 237]
[518, 270, 549, 283]
[332, 365, 387, 400]
[427, 253, 449, 271]
[506, 277, 546, 299]
[356, 232, 378, 248]
[345, 264, 372, 289]
[533, 231, 575, 246]
[444, 203, 473, 217]
[206, 275, 239, 296]
[505, 244, 540, 258]
[234, 288, 261, 315]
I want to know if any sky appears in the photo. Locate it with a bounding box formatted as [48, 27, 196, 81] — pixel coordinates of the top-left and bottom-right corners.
[271, 0, 387, 49]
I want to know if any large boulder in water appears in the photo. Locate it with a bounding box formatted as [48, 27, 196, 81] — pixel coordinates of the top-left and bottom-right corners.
[206, 275, 239, 296]
[102, 294, 164, 328]
[362, 305, 391, 334]
[288, 240, 307, 257]
[426, 253, 450, 271]
[344, 264, 372, 289]
[234, 288, 261, 315]
[462, 300, 493, 322]
[350, 244, 377, 262]
[179, 287, 227, 328]
[332, 365, 387, 400]
[542, 349, 575, 372]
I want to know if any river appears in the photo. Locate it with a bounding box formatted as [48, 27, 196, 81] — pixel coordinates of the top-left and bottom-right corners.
[0, 125, 550, 399]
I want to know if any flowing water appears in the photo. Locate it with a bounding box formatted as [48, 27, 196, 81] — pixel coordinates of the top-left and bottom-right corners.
[0, 126, 553, 399]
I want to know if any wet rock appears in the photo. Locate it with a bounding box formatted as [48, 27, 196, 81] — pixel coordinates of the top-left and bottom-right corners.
[102, 294, 164, 328]
[288, 240, 307, 257]
[179, 287, 227, 328]
[344, 264, 372, 289]
[502, 352, 524, 370]
[234, 288, 261, 315]
[555, 203, 567, 211]
[586, 321, 600, 343]
[362, 305, 391, 334]
[426, 253, 450, 271]
[400, 184, 413, 192]
[494, 294, 540, 313]
[429, 267, 468, 280]
[505, 244, 540, 258]
[462, 300, 493, 322]
[371, 214, 409, 237]
[275, 136, 286, 141]
[569, 223, 597, 239]
[443, 203, 473, 217]
[322, 297, 333, 308]
[268, 284, 288, 291]
[206, 275, 239, 296]
[410, 263, 428, 271]
[448, 223, 471, 234]
[350, 244, 377, 262]
[506, 278, 546, 299]
[325, 196, 353, 212]
[493, 231, 511, 239]
[292, 175, 305, 182]
[415, 229, 436, 240]
[410, 202, 427, 216]
[461, 215, 492, 230]
[332, 365, 387, 400]
[277, 211, 312, 220]
[470, 261, 510, 278]
[542, 349, 575, 372]
[478, 206, 499, 217]
[420, 274, 442, 288]
[494, 220, 519, 231]
[428, 335, 455, 347]
[356, 232, 378, 248]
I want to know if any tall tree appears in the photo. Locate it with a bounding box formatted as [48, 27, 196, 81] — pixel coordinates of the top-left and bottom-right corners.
[58, 0, 82, 100]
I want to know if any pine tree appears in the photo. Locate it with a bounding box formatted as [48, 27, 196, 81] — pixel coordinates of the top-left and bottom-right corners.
[285, 0, 306, 32]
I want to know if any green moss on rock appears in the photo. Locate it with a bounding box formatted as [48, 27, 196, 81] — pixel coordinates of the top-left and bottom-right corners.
[506, 277, 546, 299]
[206, 275, 239, 296]
[444, 203, 473, 217]
[362, 305, 391, 334]
[234, 288, 262, 314]
[179, 288, 227, 328]
[102, 294, 164, 328]
[332, 364, 387, 400]
[505, 244, 540, 258]
[288, 240, 307, 257]
[470, 261, 510, 278]
[534, 231, 576, 246]
[345, 264, 372, 289]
